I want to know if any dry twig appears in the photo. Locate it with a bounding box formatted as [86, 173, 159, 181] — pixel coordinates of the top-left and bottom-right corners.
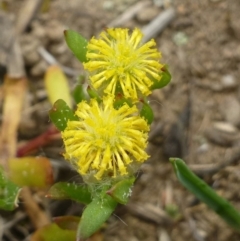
[107, 1, 151, 27]
[142, 7, 176, 42]
[127, 203, 172, 225]
[15, 0, 43, 35]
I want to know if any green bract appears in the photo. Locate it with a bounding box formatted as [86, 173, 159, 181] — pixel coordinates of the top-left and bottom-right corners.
[106, 178, 135, 204]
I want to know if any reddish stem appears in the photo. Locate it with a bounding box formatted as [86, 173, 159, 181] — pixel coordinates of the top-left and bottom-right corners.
[17, 125, 59, 157]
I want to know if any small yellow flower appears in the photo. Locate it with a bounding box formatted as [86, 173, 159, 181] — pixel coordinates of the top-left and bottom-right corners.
[84, 28, 162, 100]
[62, 97, 149, 181]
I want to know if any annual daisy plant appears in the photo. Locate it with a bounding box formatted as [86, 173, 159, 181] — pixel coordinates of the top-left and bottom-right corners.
[1, 23, 239, 241]
[48, 28, 171, 240]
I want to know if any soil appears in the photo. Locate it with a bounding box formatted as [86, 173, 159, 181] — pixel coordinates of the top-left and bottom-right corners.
[1, 0, 240, 240]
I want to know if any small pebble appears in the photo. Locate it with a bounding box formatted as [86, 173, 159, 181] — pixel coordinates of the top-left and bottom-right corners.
[46, 20, 65, 42]
[49, 42, 68, 56]
[31, 21, 48, 45]
[213, 121, 238, 134]
[24, 51, 40, 66]
[197, 143, 209, 154]
[220, 96, 240, 127]
[30, 60, 48, 77]
[20, 35, 41, 66]
[205, 122, 240, 147]
[221, 74, 238, 90]
[173, 32, 188, 46]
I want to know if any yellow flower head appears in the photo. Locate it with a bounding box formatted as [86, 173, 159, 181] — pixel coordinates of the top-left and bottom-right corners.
[62, 97, 150, 181]
[84, 28, 162, 101]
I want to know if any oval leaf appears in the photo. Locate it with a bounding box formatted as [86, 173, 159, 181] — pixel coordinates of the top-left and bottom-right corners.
[170, 158, 240, 231]
[77, 193, 117, 239]
[64, 30, 88, 63]
[150, 66, 171, 90]
[44, 65, 72, 107]
[47, 182, 92, 205]
[9, 157, 53, 188]
[49, 99, 78, 131]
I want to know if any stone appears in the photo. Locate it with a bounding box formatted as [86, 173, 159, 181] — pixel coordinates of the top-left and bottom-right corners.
[46, 20, 65, 42]
[220, 96, 240, 127]
[221, 74, 238, 90]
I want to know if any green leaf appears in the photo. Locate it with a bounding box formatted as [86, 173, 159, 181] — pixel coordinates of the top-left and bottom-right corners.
[170, 158, 240, 231]
[77, 192, 118, 239]
[9, 157, 53, 188]
[140, 99, 154, 125]
[64, 30, 88, 63]
[47, 182, 92, 205]
[49, 99, 78, 131]
[150, 65, 171, 90]
[106, 178, 135, 204]
[0, 166, 20, 211]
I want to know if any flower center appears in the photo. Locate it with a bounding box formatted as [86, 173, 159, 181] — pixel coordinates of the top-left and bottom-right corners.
[95, 122, 119, 146]
[112, 44, 137, 73]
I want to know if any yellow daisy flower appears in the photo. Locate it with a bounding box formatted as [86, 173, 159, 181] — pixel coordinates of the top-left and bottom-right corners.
[84, 28, 162, 101]
[62, 97, 150, 181]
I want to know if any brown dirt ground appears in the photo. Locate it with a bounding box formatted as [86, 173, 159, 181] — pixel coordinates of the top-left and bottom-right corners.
[1, 0, 240, 240]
